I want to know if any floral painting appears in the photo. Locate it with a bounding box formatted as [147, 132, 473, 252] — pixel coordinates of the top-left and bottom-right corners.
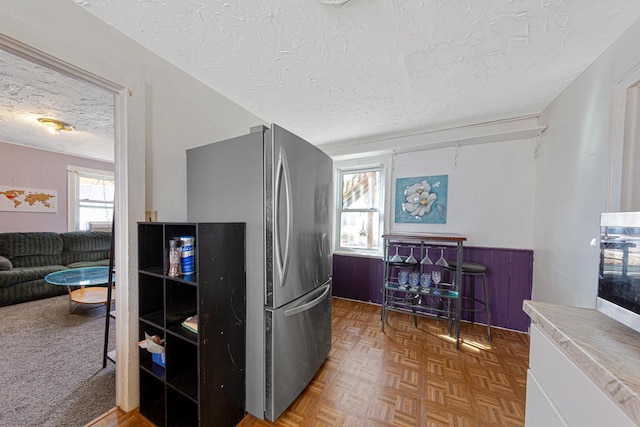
[395, 175, 448, 224]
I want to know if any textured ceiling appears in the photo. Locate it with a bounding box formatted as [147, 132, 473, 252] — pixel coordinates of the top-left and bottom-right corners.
[73, 0, 640, 146]
[3, 0, 640, 162]
[0, 49, 114, 162]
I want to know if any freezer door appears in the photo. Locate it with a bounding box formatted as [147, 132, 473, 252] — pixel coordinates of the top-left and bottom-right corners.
[266, 124, 333, 309]
[265, 280, 332, 421]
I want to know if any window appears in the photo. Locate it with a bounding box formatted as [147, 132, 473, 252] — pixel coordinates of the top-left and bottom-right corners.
[67, 166, 114, 231]
[336, 165, 384, 254]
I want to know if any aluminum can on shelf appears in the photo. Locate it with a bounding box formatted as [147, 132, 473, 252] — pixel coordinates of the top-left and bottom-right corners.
[179, 236, 195, 275]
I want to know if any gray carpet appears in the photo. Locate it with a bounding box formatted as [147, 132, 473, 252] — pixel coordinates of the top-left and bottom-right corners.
[0, 295, 116, 427]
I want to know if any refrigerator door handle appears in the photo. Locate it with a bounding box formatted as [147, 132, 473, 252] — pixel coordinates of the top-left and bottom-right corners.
[284, 283, 331, 317]
[274, 145, 292, 287]
[284, 284, 331, 317]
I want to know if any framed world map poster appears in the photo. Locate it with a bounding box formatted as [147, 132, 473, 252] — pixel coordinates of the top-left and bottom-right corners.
[0, 186, 57, 212]
[395, 175, 448, 224]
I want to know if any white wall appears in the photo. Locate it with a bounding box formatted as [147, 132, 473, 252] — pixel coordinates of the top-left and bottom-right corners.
[0, 141, 114, 233]
[0, 0, 266, 412]
[390, 138, 536, 249]
[533, 18, 640, 307]
[0, 0, 265, 222]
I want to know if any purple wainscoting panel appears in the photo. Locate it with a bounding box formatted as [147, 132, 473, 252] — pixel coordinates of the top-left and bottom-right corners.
[332, 246, 533, 332]
[505, 249, 535, 331]
[332, 254, 384, 304]
[466, 248, 509, 329]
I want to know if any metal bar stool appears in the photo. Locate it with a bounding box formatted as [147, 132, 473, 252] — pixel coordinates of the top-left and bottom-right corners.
[444, 261, 492, 341]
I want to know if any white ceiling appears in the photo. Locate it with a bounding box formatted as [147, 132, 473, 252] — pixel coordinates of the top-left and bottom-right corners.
[3, 0, 640, 162]
[0, 49, 115, 162]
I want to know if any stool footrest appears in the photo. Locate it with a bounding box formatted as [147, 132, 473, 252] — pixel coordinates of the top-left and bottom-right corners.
[461, 296, 489, 306]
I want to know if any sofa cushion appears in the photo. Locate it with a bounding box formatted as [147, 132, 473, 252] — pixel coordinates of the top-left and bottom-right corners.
[0, 256, 11, 271]
[61, 231, 111, 266]
[0, 278, 68, 307]
[0, 265, 68, 289]
[0, 232, 63, 268]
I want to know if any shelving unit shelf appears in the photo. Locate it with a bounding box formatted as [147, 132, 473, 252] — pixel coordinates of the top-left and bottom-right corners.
[138, 222, 246, 427]
[381, 233, 466, 348]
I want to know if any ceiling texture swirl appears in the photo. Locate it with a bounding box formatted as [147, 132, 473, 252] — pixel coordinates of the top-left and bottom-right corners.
[3, 0, 640, 162]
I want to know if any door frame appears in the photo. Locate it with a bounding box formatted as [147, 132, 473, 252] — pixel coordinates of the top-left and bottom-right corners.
[0, 34, 145, 411]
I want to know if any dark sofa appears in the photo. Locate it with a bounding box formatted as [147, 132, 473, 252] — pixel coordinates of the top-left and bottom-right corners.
[0, 231, 112, 307]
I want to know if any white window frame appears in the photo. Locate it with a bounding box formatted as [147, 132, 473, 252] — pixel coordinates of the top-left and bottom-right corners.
[67, 165, 115, 231]
[334, 156, 391, 257]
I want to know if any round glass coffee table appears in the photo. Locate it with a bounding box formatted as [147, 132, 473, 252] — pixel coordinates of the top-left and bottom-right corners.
[45, 266, 114, 314]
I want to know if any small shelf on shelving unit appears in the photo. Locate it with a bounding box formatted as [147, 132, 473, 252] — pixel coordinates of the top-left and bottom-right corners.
[386, 260, 418, 267]
[381, 233, 466, 348]
[385, 282, 459, 299]
[140, 356, 166, 380]
[167, 325, 198, 344]
[139, 266, 165, 277]
[167, 388, 199, 426]
[140, 310, 164, 328]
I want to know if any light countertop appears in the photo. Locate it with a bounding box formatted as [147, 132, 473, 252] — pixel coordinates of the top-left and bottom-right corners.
[523, 300, 640, 425]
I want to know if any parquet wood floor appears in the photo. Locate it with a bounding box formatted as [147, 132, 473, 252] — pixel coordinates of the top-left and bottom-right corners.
[86, 407, 154, 427]
[89, 297, 529, 427]
[238, 297, 530, 427]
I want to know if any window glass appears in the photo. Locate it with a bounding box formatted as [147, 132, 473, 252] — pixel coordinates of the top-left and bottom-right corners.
[341, 171, 379, 209]
[68, 166, 114, 231]
[337, 167, 383, 252]
[78, 176, 114, 230]
[340, 211, 380, 249]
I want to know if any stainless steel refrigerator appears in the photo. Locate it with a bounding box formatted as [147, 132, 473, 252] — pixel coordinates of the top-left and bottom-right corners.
[186, 124, 333, 421]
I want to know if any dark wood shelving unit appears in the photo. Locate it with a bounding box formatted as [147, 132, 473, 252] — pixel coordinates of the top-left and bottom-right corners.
[138, 222, 246, 427]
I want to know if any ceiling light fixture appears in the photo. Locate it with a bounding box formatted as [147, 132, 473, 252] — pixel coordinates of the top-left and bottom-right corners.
[37, 117, 75, 132]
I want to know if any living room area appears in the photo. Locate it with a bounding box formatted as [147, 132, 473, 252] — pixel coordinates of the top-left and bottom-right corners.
[0, 139, 118, 425]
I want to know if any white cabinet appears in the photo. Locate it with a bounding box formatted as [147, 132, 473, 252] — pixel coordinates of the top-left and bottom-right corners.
[525, 324, 636, 427]
[525, 370, 566, 427]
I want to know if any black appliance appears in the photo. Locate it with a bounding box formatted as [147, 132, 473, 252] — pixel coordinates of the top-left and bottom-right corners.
[597, 212, 640, 333]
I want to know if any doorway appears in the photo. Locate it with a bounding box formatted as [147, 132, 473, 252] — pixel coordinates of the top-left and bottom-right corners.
[0, 34, 143, 414]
